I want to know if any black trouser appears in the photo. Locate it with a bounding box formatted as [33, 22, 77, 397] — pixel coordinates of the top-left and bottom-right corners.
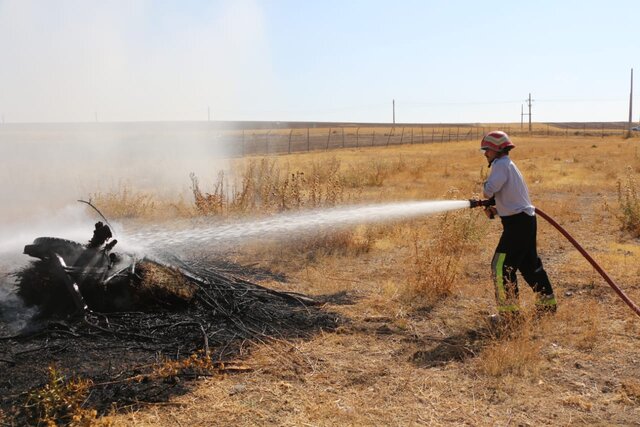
[491, 212, 554, 312]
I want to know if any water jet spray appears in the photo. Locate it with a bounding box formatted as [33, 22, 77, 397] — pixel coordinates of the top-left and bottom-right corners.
[127, 200, 472, 250]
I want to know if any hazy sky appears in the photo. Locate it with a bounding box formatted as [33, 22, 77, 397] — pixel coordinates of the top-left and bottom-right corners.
[0, 0, 638, 123]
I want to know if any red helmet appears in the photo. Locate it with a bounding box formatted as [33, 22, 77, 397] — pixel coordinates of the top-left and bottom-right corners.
[480, 131, 515, 152]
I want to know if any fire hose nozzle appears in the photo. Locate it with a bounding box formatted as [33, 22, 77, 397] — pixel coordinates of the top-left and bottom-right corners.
[468, 197, 496, 209]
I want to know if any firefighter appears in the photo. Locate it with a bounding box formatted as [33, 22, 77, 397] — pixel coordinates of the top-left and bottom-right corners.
[480, 131, 557, 319]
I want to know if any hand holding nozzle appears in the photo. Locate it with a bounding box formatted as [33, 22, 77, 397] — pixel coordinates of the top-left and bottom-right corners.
[484, 206, 497, 219]
[468, 197, 497, 219]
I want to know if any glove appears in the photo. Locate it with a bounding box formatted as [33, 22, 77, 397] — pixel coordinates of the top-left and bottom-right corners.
[484, 206, 497, 219]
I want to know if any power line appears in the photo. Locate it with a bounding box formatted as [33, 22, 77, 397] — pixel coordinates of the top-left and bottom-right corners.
[535, 97, 619, 103]
[401, 99, 521, 106]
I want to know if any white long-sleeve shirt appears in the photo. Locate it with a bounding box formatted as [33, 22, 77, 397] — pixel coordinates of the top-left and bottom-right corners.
[483, 156, 535, 217]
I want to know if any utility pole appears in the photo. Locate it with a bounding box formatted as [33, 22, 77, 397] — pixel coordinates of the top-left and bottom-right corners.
[628, 68, 634, 134]
[525, 93, 533, 132]
[520, 104, 524, 129]
[392, 99, 395, 124]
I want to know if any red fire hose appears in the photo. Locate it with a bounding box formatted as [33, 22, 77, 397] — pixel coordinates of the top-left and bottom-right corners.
[534, 207, 640, 318]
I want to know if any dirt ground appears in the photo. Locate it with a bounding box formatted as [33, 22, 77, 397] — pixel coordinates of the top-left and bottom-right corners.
[2, 133, 640, 425]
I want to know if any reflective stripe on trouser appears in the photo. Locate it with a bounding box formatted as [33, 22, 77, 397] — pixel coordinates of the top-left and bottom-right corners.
[491, 252, 520, 312]
[536, 294, 557, 307]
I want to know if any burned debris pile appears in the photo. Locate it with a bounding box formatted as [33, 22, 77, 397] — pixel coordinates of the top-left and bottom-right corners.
[1, 222, 341, 418]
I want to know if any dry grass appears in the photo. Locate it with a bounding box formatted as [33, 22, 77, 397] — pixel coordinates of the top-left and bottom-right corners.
[477, 326, 543, 377]
[34, 132, 640, 426]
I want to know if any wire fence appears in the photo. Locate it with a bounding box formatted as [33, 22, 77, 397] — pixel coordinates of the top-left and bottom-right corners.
[232, 126, 477, 156]
[1, 122, 636, 158]
[227, 123, 639, 156]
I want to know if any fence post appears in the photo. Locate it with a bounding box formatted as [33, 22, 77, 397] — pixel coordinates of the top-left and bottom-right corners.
[456, 127, 459, 142]
[411, 128, 414, 144]
[399, 127, 405, 145]
[307, 128, 310, 151]
[387, 127, 393, 146]
[342, 128, 345, 148]
[288, 129, 293, 154]
[326, 127, 331, 150]
[432, 128, 434, 142]
[421, 126, 424, 144]
[356, 127, 359, 147]
[266, 129, 271, 154]
[371, 130, 375, 146]
[442, 129, 445, 143]
[602, 123, 604, 138]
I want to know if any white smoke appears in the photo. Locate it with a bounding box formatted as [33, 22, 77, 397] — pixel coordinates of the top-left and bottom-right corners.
[0, 1, 274, 313]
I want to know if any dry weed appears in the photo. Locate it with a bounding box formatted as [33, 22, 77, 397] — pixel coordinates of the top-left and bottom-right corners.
[405, 236, 458, 303]
[616, 166, 640, 237]
[341, 155, 408, 189]
[190, 157, 347, 216]
[191, 171, 225, 215]
[402, 209, 481, 305]
[20, 366, 108, 426]
[619, 379, 640, 404]
[90, 186, 156, 219]
[562, 394, 593, 411]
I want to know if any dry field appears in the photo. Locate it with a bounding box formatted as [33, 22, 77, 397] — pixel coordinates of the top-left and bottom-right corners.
[210, 122, 631, 155]
[4, 132, 640, 425]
